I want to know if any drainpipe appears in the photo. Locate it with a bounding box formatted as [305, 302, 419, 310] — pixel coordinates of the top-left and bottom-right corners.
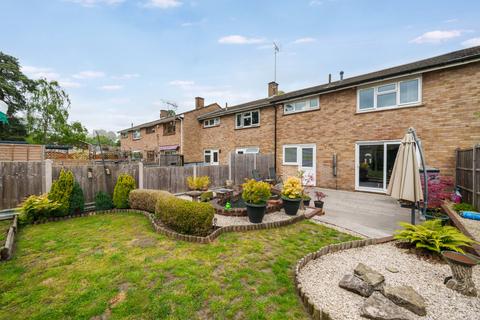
[408, 127, 428, 217]
[180, 116, 184, 155]
[274, 104, 277, 173]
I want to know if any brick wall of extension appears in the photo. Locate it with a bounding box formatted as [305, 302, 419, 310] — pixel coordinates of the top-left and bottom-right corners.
[275, 62, 480, 191]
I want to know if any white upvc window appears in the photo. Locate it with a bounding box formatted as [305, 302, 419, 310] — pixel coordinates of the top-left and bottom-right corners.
[204, 149, 219, 165]
[235, 110, 260, 128]
[357, 77, 421, 112]
[235, 147, 260, 154]
[203, 117, 220, 128]
[283, 146, 299, 165]
[284, 97, 319, 114]
[132, 129, 141, 140]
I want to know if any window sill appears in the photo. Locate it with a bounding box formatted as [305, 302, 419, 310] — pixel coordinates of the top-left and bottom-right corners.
[203, 125, 220, 129]
[132, 138, 141, 141]
[163, 132, 176, 136]
[282, 162, 298, 166]
[235, 125, 260, 130]
[283, 107, 320, 116]
[356, 103, 423, 114]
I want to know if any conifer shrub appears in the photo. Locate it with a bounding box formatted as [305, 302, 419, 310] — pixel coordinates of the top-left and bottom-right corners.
[113, 174, 136, 209]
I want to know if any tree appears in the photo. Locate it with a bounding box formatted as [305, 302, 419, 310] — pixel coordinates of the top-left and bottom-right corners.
[85, 129, 118, 147]
[0, 51, 36, 141]
[26, 79, 87, 146]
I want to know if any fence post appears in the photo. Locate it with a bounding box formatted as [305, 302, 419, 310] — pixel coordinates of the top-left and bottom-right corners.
[228, 152, 232, 181]
[473, 145, 477, 209]
[193, 163, 197, 179]
[138, 162, 144, 189]
[43, 159, 53, 193]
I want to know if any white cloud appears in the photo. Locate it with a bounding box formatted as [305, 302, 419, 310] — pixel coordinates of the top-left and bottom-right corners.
[169, 80, 195, 87]
[21, 65, 60, 80]
[99, 84, 123, 91]
[444, 18, 459, 23]
[181, 18, 206, 27]
[143, 0, 182, 9]
[73, 70, 106, 79]
[65, 0, 125, 7]
[58, 79, 82, 88]
[462, 37, 480, 47]
[292, 37, 317, 44]
[218, 35, 265, 45]
[410, 30, 463, 44]
[309, 0, 323, 6]
[112, 73, 140, 80]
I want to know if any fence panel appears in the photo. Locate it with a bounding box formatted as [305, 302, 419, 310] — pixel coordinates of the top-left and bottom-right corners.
[456, 146, 479, 210]
[0, 161, 43, 209]
[230, 153, 274, 185]
[197, 165, 229, 188]
[143, 166, 194, 193]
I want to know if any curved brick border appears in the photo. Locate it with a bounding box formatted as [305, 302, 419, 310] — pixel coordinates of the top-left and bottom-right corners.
[294, 236, 393, 320]
[27, 207, 323, 245]
[211, 198, 282, 216]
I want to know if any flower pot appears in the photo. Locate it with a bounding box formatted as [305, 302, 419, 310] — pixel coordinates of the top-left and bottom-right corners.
[245, 202, 267, 223]
[303, 199, 310, 207]
[282, 197, 301, 216]
[314, 200, 324, 209]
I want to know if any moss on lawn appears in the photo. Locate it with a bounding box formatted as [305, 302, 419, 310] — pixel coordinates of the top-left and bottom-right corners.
[0, 212, 357, 319]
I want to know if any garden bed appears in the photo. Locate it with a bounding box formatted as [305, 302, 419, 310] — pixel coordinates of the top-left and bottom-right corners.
[296, 241, 480, 320]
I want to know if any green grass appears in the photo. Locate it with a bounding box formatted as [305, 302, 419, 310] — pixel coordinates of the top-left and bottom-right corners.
[0, 212, 357, 320]
[0, 219, 12, 244]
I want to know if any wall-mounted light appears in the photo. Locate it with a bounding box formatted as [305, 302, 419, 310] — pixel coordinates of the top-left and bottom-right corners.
[87, 168, 93, 179]
[105, 168, 111, 175]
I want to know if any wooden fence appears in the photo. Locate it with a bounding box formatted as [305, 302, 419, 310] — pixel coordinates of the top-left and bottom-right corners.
[456, 145, 479, 210]
[0, 152, 275, 210]
[0, 144, 44, 161]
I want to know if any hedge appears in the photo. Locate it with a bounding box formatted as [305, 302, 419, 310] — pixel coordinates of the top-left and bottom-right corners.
[113, 174, 136, 209]
[129, 189, 173, 213]
[155, 196, 215, 236]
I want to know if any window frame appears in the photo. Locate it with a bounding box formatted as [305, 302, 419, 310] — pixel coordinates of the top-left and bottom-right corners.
[146, 126, 156, 134]
[283, 97, 320, 115]
[235, 109, 260, 129]
[204, 149, 219, 165]
[283, 145, 300, 165]
[203, 117, 220, 128]
[357, 77, 422, 113]
[163, 121, 176, 136]
[132, 130, 141, 140]
[235, 146, 260, 154]
[120, 132, 128, 139]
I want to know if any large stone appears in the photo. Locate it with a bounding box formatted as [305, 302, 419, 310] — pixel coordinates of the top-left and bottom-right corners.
[354, 263, 385, 288]
[361, 292, 414, 320]
[339, 274, 373, 297]
[383, 285, 427, 316]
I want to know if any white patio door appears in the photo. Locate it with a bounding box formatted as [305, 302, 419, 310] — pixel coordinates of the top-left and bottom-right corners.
[299, 145, 316, 186]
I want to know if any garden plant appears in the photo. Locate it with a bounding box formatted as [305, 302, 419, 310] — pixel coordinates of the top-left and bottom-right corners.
[113, 174, 136, 209]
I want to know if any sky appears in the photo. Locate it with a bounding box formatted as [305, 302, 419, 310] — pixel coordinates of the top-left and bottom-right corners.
[1, 0, 480, 133]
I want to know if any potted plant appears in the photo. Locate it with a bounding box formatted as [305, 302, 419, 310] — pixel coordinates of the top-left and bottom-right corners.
[281, 177, 303, 216]
[422, 176, 452, 224]
[242, 179, 272, 223]
[302, 194, 311, 207]
[313, 191, 327, 209]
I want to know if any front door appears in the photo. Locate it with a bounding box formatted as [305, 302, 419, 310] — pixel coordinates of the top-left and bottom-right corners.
[356, 141, 400, 192]
[299, 145, 316, 186]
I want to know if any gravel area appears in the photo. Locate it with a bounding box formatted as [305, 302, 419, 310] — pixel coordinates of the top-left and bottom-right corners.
[213, 208, 313, 227]
[297, 242, 480, 320]
[460, 217, 480, 241]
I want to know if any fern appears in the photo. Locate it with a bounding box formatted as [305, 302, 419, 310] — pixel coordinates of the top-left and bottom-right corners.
[394, 219, 476, 254]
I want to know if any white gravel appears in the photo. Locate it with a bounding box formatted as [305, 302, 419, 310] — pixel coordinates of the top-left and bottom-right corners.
[213, 208, 313, 227]
[460, 217, 480, 241]
[297, 242, 480, 320]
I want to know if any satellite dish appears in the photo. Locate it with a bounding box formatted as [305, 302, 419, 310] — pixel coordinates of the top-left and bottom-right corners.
[0, 100, 7, 114]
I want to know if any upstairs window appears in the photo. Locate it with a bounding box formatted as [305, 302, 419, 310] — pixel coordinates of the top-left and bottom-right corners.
[146, 126, 156, 134]
[284, 97, 319, 114]
[236, 110, 260, 128]
[132, 130, 141, 140]
[358, 78, 421, 111]
[120, 132, 128, 139]
[163, 121, 176, 135]
[203, 118, 220, 128]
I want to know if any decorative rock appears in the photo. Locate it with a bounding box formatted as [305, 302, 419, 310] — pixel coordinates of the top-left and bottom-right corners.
[354, 263, 385, 287]
[384, 285, 427, 316]
[361, 291, 414, 320]
[339, 274, 373, 297]
[386, 266, 399, 273]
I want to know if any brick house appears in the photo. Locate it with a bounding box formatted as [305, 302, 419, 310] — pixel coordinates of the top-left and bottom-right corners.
[196, 46, 480, 192]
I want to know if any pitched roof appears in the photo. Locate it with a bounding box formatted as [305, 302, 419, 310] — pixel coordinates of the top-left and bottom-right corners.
[118, 115, 180, 133]
[197, 45, 480, 120]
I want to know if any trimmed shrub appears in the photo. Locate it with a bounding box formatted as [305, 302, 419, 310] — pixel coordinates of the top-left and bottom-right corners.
[69, 181, 85, 214]
[48, 169, 75, 216]
[242, 179, 271, 205]
[200, 191, 214, 202]
[155, 196, 214, 236]
[18, 194, 61, 224]
[95, 191, 113, 211]
[187, 176, 210, 191]
[113, 174, 136, 209]
[129, 189, 173, 213]
[282, 176, 303, 199]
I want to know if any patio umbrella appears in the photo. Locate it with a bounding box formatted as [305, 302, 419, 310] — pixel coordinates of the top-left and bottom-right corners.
[387, 129, 424, 223]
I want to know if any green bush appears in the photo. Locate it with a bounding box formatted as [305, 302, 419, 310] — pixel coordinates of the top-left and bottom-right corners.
[18, 194, 61, 224]
[187, 176, 210, 191]
[129, 189, 173, 213]
[113, 174, 136, 209]
[95, 191, 113, 211]
[394, 219, 476, 254]
[155, 196, 214, 236]
[48, 169, 75, 216]
[453, 202, 476, 213]
[200, 191, 214, 202]
[242, 179, 271, 205]
[69, 181, 85, 214]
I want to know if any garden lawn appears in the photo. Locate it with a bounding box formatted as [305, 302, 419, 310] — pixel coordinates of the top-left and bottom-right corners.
[0, 219, 12, 244]
[0, 212, 357, 320]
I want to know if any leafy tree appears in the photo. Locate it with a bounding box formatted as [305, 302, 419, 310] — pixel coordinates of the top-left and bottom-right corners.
[85, 130, 118, 147]
[0, 51, 35, 140]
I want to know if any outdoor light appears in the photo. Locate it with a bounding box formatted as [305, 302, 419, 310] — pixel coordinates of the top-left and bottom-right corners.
[105, 168, 111, 175]
[87, 168, 93, 179]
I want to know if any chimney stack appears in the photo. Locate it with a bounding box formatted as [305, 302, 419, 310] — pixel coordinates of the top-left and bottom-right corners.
[340, 71, 344, 81]
[195, 97, 205, 109]
[328, 73, 332, 84]
[268, 81, 278, 97]
[160, 110, 169, 119]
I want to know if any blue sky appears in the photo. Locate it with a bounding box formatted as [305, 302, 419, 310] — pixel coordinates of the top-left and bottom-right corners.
[1, 0, 479, 133]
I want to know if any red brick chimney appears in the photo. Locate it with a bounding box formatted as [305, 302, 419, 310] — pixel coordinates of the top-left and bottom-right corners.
[195, 97, 205, 109]
[268, 82, 278, 97]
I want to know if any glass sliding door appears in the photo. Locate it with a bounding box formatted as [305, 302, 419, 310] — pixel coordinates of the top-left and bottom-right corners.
[356, 141, 400, 192]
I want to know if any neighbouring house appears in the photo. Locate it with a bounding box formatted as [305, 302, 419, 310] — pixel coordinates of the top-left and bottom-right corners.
[118, 98, 221, 164]
[197, 46, 480, 193]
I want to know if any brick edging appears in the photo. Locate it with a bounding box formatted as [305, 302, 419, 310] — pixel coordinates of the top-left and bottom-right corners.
[0, 215, 18, 261]
[293, 236, 394, 320]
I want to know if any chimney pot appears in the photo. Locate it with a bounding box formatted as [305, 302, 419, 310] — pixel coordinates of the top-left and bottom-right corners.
[195, 97, 205, 109]
[328, 73, 332, 83]
[268, 81, 278, 97]
[340, 71, 344, 81]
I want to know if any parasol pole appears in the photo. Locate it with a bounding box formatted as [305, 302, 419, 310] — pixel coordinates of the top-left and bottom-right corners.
[408, 127, 428, 217]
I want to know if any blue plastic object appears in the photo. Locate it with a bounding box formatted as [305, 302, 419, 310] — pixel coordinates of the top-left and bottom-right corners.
[460, 211, 480, 221]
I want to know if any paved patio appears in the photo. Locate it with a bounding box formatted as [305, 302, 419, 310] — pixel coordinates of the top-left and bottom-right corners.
[308, 188, 419, 238]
